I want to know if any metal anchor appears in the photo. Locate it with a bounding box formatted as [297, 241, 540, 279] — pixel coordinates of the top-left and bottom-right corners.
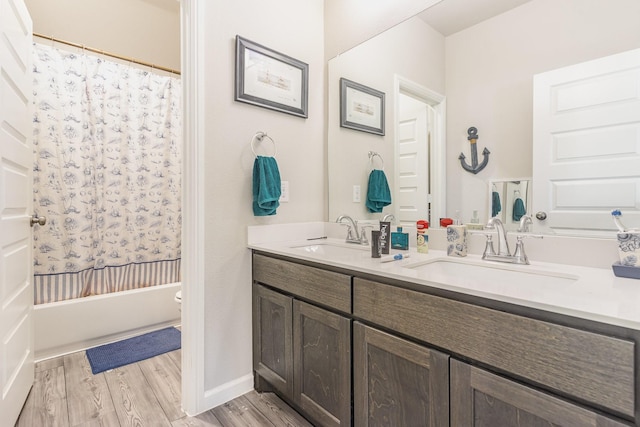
[459, 126, 490, 174]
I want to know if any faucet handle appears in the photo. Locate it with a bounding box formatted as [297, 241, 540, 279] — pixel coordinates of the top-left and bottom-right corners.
[512, 234, 542, 265]
[513, 233, 544, 240]
[360, 225, 374, 245]
[481, 233, 498, 259]
[339, 223, 356, 240]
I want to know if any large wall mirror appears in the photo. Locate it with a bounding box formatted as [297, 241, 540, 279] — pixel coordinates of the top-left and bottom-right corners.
[327, 0, 640, 237]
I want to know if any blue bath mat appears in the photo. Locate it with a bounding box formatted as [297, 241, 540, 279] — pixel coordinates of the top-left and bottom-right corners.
[86, 327, 181, 374]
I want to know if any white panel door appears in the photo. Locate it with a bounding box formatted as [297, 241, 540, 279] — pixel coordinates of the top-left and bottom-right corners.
[533, 48, 640, 236]
[396, 93, 429, 226]
[0, 0, 33, 425]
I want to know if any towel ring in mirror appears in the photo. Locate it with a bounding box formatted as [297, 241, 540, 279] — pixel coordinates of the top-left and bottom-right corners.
[251, 132, 277, 157]
[368, 151, 384, 170]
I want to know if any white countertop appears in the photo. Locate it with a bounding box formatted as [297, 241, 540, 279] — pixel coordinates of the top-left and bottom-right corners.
[248, 222, 640, 331]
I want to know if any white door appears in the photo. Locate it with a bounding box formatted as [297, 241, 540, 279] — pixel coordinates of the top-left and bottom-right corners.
[0, 0, 33, 425]
[533, 48, 640, 236]
[396, 93, 430, 226]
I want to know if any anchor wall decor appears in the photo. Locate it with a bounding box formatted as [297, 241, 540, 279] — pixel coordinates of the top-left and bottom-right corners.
[459, 126, 490, 174]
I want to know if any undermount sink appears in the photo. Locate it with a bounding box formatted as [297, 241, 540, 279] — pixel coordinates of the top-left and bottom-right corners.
[291, 241, 369, 259]
[403, 258, 579, 290]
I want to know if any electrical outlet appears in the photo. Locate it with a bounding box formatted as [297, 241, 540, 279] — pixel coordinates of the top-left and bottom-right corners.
[353, 185, 361, 203]
[280, 181, 290, 202]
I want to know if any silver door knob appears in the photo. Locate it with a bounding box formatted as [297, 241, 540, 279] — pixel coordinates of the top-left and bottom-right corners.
[535, 211, 547, 221]
[30, 215, 47, 227]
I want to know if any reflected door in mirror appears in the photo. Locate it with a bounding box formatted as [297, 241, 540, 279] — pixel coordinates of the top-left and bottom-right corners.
[533, 48, 640, 236]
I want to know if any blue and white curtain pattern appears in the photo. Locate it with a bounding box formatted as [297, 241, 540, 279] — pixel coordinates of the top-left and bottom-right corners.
[31, 43, 182, 304]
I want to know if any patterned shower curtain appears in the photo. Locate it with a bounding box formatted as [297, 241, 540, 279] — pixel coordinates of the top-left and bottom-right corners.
[31, 43, 182, 304]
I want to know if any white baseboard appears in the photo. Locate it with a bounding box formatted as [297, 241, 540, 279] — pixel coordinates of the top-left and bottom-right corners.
[195, 373, 254, 416]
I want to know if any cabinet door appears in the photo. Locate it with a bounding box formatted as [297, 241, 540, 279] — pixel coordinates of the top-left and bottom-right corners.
[293, 300, 351, 427]
[450, 359, 628, 427]
[353, 322, 449, 427]
[253, 284, 293, 398]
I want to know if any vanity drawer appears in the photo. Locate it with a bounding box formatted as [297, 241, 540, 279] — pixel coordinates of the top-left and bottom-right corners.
[253, 254, 351, 314]
[353, 278, 635, 418]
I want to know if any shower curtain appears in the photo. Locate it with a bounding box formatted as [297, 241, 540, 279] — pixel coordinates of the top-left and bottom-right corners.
[31, 43, 182, 304]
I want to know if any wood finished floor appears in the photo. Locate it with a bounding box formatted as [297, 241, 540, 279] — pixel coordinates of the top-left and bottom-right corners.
[16, 348, 313, 427]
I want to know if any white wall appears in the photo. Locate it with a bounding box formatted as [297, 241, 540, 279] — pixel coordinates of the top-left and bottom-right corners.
[327, 16, 444, 220]
[445, 0, 640, 224]
[25, 0, 180, 71]
[324, 0, 442, 59]
[199, 0, 325, 403]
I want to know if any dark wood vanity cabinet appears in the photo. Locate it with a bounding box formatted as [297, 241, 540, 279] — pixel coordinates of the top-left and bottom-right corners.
[253, 283, 293, 398]
[253, 253, 638, 426]
[353, 277, 636, 421]
[294, 300, 351, 427]
[252, 254, 352, 427]
[450, 359, 628, 427]
[353, 322, 449, 427]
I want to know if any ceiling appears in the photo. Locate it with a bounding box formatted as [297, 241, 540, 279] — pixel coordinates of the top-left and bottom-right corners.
[418, 0, 533, 36]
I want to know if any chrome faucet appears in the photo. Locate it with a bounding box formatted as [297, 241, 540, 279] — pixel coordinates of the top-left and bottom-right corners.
[482, 217, 542, 265]
[336, 215, 368, 245]
[381, 213, 396, 223]
[486, 218, 510, 256]
[518, 215, 533, 232]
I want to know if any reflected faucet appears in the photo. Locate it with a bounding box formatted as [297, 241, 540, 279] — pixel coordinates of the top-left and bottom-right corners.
[381, 214, 396, 224]
[518, 215, 533, 232]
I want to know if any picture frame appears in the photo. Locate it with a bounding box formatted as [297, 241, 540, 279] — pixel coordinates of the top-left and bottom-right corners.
[340, 78, 385, 135]
[235, 35, 309, 118]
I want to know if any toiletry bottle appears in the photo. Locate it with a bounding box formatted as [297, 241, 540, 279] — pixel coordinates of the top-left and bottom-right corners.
[466, 210, 484, 230]
[371, 230, 381, 258]
[379, 221, 390, 254]
[417, 220, 429, 253]
[471, 210, 479, 224]
[391, 226, 409, 250]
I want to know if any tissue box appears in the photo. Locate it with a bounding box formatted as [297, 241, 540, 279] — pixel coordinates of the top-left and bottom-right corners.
[617, 232, 640, 266]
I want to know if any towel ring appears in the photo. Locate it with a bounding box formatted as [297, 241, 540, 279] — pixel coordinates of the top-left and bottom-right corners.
[368, 151, 384, 170]
[251, 132, 277, 157]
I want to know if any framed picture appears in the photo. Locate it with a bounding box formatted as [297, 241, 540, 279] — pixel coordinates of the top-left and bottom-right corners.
[235, 35, 308, 118]
[340, 78, 385, 135]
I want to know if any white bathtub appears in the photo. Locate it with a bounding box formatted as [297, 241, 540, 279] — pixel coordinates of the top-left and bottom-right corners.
[34, 282, 181, 361]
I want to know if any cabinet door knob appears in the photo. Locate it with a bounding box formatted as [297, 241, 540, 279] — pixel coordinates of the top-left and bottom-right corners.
[30, 215, 47, 227]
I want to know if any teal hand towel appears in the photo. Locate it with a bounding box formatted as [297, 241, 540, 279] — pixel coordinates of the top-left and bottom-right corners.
[252, 156, 281, 216]
[512, 197, 526, 221]
[491, 191, 502, 217]
[366, 169, 391, 213]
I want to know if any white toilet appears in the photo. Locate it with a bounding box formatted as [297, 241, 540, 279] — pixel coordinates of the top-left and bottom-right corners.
[174, 290, 182, 312]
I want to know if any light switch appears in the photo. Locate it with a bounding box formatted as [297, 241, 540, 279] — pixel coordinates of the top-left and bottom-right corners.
[353, 185, 361, 203]
[280, 181, 289, 202]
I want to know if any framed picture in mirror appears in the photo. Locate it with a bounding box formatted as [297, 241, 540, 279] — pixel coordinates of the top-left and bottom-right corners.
[340, 78, 385, 135]
[235, 35, 308, 118]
